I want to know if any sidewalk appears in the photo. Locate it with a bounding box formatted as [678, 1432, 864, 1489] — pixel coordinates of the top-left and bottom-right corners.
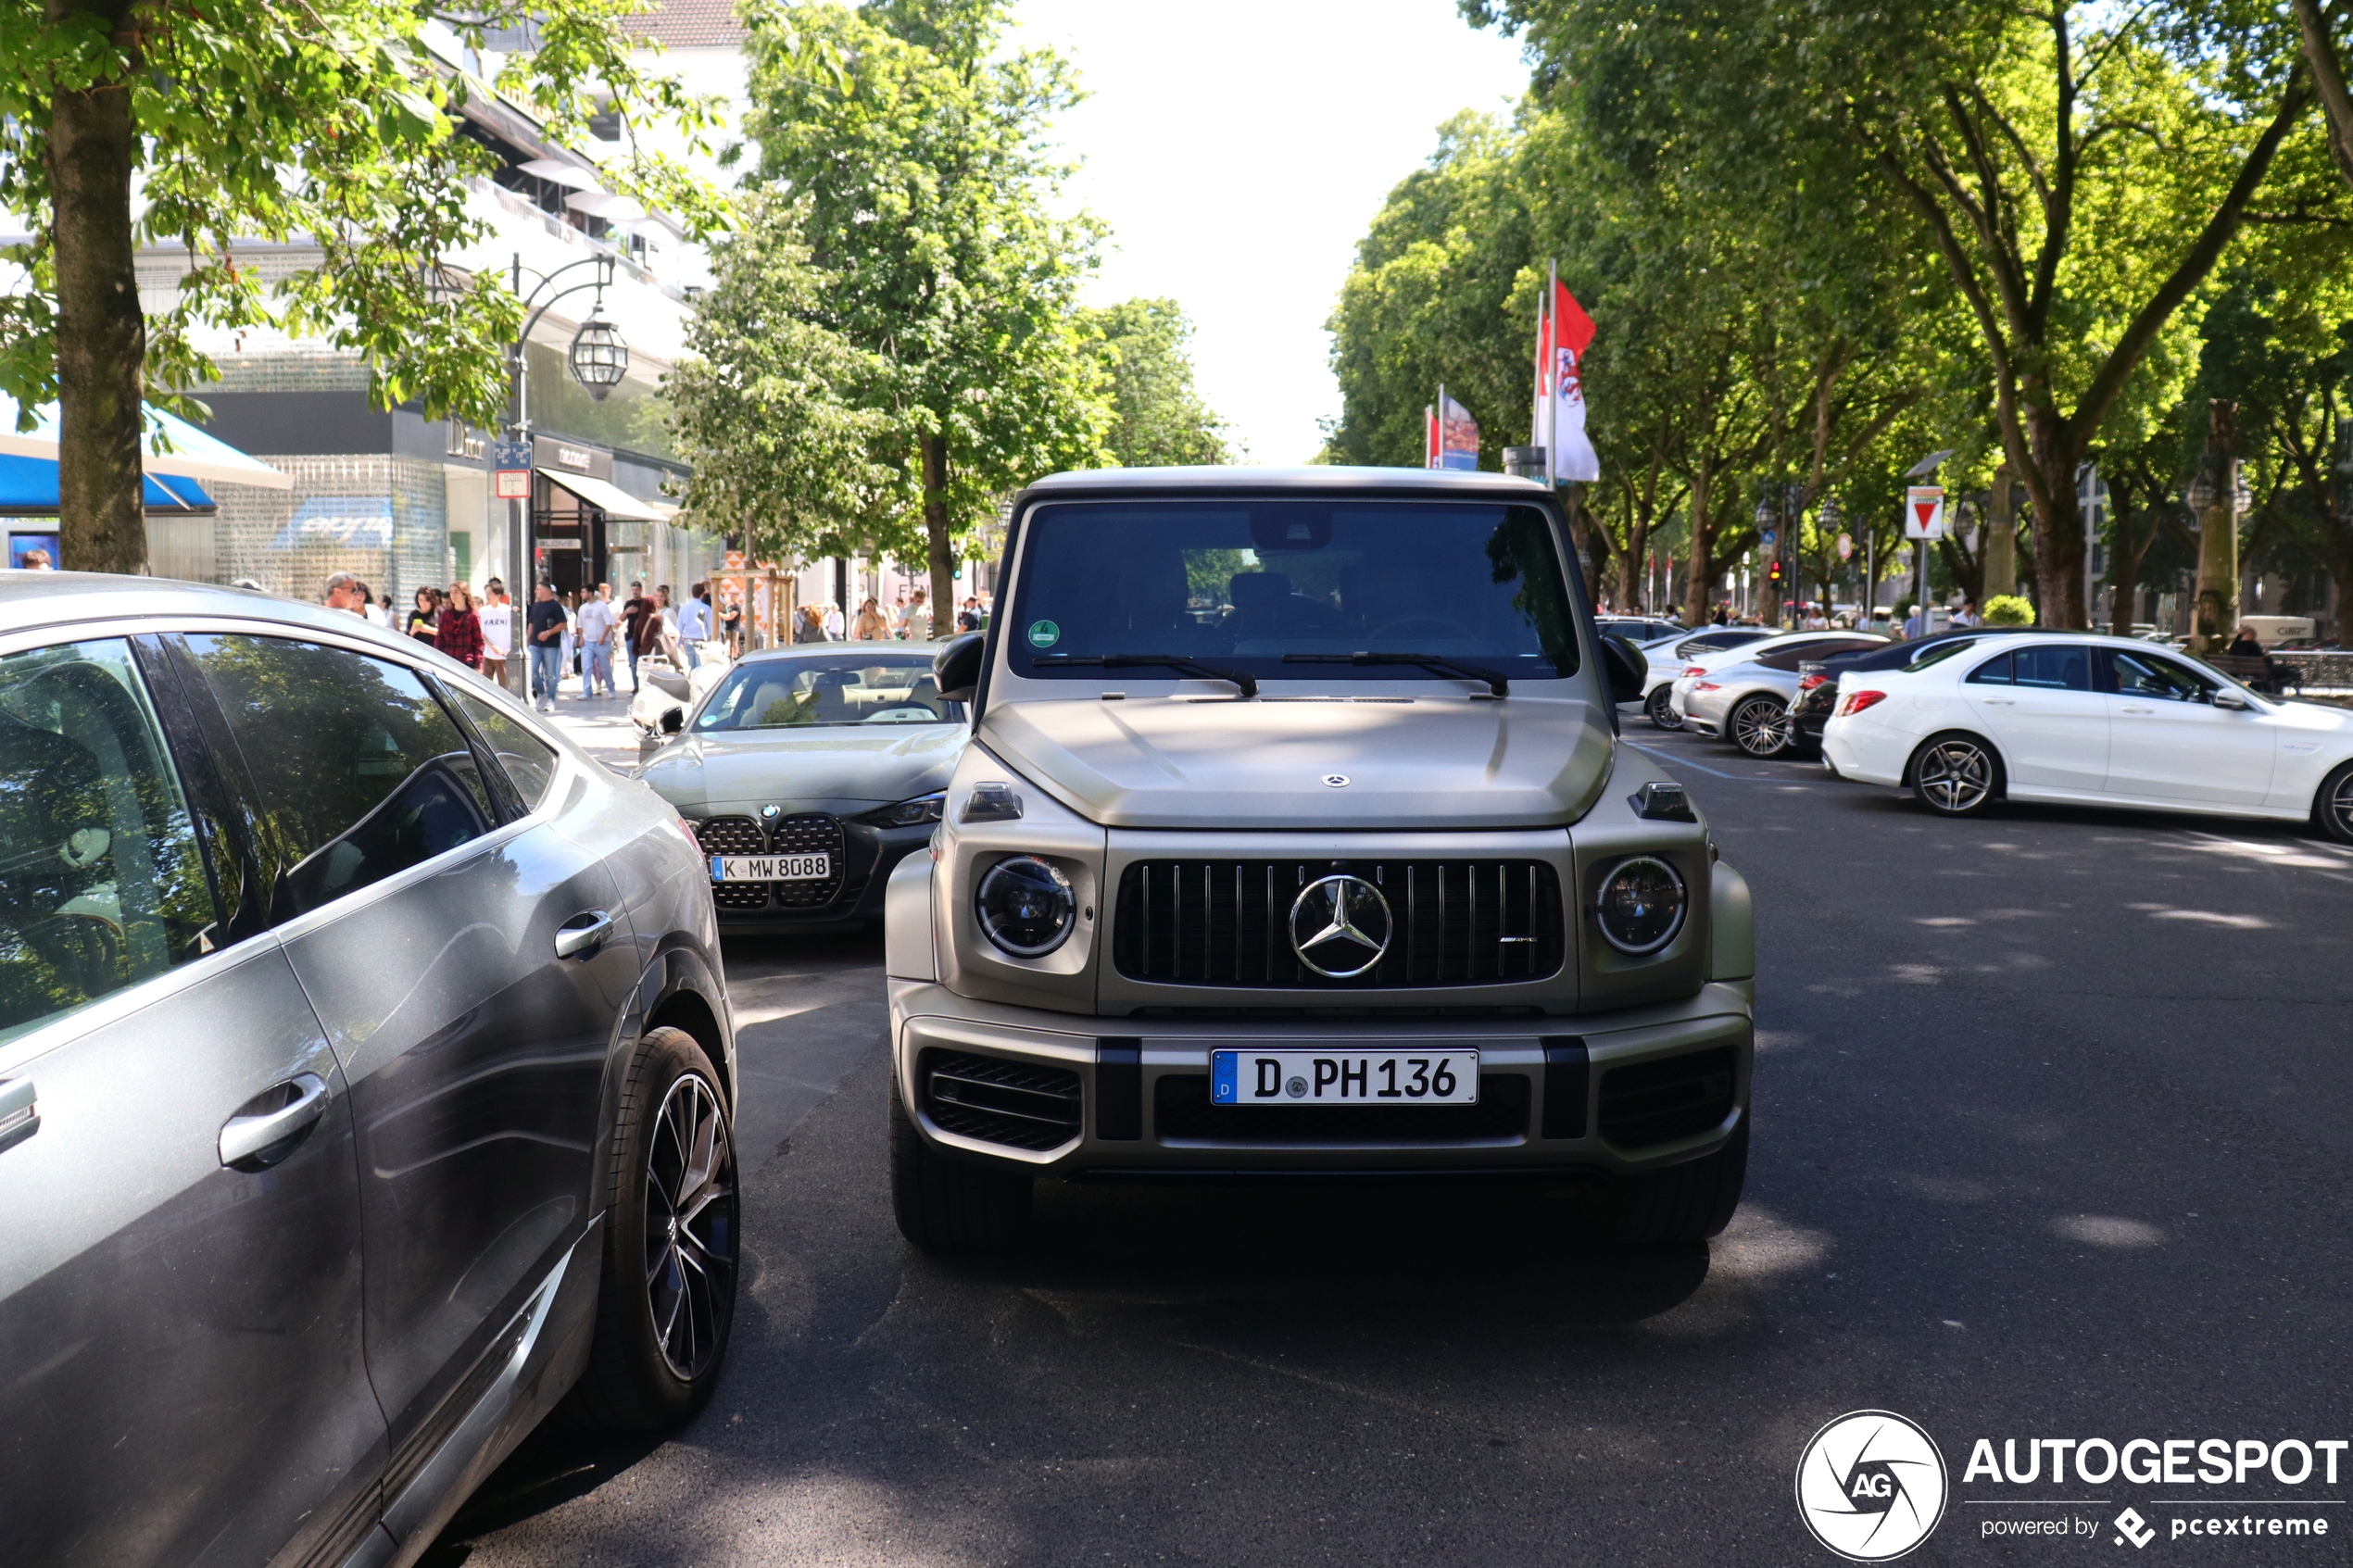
[532, 676, 647, 774]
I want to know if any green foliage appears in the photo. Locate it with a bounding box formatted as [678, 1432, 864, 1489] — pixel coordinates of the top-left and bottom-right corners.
[0, 0, 726, 429]
[1982, 595, 2036, 625]
[1085, 298, 1231, 467]
[680, 0, 1110, 583]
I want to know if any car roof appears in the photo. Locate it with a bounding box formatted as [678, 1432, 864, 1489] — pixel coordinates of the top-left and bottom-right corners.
[0, 570, 444, 651]
[1018, 465, 1552, 501]
[735, 640, 943, 665]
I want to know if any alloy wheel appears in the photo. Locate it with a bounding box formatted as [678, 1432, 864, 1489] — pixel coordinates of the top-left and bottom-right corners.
[2329, 770, 2353, 841]
[643, 1071, 736, 1381]
[1916, 740, 1994, 812]
[1646, 686, 1683, 730]
[1731, 696, 1791, 757]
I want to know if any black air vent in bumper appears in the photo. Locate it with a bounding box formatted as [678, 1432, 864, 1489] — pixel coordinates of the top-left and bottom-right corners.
[1114, 860, 1564, 987]
[1152, 1073, 1529, 1144]
[920, 1049, 1083, 1152]
[1597, 1047, 1736, 1148]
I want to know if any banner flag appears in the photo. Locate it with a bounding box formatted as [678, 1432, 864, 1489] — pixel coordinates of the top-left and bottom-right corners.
[1425, 405, 1441, 469]
[1549, 274, 1600, 483]
[1437, 386, 1479, 470]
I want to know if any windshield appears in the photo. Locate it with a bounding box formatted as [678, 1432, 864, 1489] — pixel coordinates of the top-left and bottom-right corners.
[693, 654, 960, 731]
[1006, 500, 1581, 683]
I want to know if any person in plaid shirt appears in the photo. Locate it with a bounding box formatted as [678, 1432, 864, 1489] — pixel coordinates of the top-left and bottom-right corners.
[435, 582, 486, 669]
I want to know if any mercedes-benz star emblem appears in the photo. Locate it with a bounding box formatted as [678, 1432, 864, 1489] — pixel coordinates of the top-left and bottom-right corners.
[1289, 874, 1393, 978]
[1322, 773, 1350, 787]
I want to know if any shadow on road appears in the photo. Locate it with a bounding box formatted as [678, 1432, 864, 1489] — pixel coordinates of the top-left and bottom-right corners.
[418, 1429, 668, 1567]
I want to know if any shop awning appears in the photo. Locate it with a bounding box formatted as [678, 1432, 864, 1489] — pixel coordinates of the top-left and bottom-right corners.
[537, 467, 668, 521]
[0, 395, 291, 490]
[0, 452, 217, 514]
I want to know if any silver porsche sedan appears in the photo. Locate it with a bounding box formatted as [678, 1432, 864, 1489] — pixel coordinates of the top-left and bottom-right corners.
[632, 642, 967, 932]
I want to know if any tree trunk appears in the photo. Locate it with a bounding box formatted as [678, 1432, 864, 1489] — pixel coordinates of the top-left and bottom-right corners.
[919, 431, 955, 640]
[2189, 400, 2240, 654]
[2289, 0, 2353, 193]
[45, 0, 149, 575]
[1982, 463, 2018, 600]
[2107, 487, 2142, 639]
[1683, 465, 1714, 627]
[2025, 406, 2088, 629]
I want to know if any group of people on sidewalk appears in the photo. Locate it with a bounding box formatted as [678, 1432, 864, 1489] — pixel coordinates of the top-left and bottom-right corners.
[786, 588, 989, 645]
[322, 571, 724, 713]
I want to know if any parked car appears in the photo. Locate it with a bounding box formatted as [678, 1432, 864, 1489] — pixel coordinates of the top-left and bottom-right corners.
[1676, 634, 1887, 756]
[1788, 628, 2042, 755]
[0, 574, 737, 1568]
[1821, 630, 2353, 840]
[1637, 627, 1776, 728]
[1661, 630, 1889, 736]
[886, 466, 1755, 1252]
[1596, 615, 1686, 645]
[634, 642, 968, 932]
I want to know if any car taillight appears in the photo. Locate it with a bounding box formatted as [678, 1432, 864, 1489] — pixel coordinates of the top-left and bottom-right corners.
[1683, 665, 1707, 677]
[1798, 673, 1828, 691]
[1692, 681, 1721, 693]
[1836, 690, 1887, 717]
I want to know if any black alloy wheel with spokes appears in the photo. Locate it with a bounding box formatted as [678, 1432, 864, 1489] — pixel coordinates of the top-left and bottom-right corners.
[1730, 695, 1793, 758]
[1646, 685, 1683, 730]
[1909, 733, 2003, 817]
[2317, 759, 2353, 845]
[565, 1025, 739, 1430]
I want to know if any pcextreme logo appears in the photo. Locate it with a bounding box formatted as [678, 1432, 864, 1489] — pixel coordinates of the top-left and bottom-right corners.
[1796, 1411, 1950, 1562]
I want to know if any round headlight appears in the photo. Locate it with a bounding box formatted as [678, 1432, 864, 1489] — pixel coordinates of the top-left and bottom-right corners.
[1594, 856, 1686, 954]
[975, 855, 1076, 958]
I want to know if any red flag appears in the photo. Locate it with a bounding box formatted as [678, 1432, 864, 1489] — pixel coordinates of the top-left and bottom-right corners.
[1553, 280, 1595, 358]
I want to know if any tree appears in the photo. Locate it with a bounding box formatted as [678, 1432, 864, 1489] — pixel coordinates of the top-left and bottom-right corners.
[1085, 298, 1231, 467]
[0, 0, 722, 571]
[729, 0, 1110, 621]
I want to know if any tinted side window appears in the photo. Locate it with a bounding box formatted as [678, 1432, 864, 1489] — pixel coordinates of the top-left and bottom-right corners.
[2110, 651, 2213, 702]
[445, 686, 560, 809]
[1965, 652, 2013, 684]
[180, 636, 497, 922]
[2013, 646, 2092, 691]
[0, 640, 216, 1043]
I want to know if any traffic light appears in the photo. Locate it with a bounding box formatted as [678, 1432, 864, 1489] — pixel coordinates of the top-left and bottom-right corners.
[1768, 559, 1784, 584]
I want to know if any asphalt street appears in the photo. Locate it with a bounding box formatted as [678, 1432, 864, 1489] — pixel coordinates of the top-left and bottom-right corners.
[428, 720, 2353, 1567]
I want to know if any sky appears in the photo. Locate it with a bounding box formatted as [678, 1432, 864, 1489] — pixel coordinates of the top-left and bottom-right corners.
[1012, 0, 1532, 466]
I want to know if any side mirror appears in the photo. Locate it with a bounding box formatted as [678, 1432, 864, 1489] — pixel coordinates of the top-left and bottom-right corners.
[2212, 687, 2248, 710]
[934, 632, 985, 703]
[661, 709, 684, 734]
[1601, 634, 1647, 705]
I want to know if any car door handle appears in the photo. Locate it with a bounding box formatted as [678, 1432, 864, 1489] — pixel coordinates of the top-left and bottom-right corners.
[1981, 697, 2015, 706]
[555, 909, 617, 960]
[2120, 706, 2155, 714]
[220, 1073, 329, 1170]
[0, 1077, 37, 1153]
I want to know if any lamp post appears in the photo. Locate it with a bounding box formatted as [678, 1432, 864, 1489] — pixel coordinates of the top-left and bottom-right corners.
[501, 254, 630, 698]
[1818, 494, 1843, 621]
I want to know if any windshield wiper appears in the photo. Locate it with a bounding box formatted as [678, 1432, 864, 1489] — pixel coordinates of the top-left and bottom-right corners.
[1033, 653, 1259, 698]
[1283, 652, 1509, 697]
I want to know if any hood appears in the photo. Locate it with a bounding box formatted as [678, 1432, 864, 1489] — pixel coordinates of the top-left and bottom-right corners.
[639, 722, 966, 812]
[977, 696, 1614, 829]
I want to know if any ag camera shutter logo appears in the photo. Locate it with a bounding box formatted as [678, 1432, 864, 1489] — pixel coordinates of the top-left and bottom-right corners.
[1795, 1410, 1949, 1561]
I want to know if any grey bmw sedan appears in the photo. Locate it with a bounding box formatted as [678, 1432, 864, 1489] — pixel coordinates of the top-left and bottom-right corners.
[0, 574, 737, 1568]
[634, 642, 967, 933]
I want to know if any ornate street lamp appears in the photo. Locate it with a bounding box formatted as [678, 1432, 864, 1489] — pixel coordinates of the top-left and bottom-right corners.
[569, 307, 628, 401]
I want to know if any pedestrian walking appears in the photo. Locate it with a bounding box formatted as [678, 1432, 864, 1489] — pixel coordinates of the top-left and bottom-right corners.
[904, 588, 934, 642]
[721, 589, 744, 657]
[578, 583, 618, 696]
[677, 581, 712, 670]
[357, 582, 388, 626]
[621, 579, 653, 689]
[793, 603, 832, 643]
[957, 596, 983, 633]
[557, 591, 581, 695]
[853, 596, 891, 641]
[405, 586, 440, 645]
[822, 600, 846, 639]
[322, 571, 366, 614]
[435, 583, 485, 669]
[479, 584, 512, 685]
[526, 583, 567, 711]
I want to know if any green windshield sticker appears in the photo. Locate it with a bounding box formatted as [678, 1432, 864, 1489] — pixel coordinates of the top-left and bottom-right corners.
[1026, 619, 1060, 648]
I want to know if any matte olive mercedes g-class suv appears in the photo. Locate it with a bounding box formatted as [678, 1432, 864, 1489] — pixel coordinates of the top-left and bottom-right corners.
[884, 467, 1755, 1247]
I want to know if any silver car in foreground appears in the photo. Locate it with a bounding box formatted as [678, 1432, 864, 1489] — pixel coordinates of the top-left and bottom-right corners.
[635, 642, 968, 933]
[0, 576, 737, 1568]
[886, 467, 1757, 1252]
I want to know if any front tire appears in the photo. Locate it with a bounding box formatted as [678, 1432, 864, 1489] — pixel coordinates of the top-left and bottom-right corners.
[1730, 695, 1793, 757]
[564, 1027, 738, 1430]
[2316, 759, 2353, 845]
[1583, 1118, 1748, 1244]
[1645, 685, 1683, 731]
[890, 1075, 1033, 1250]
[1907, 732, 2004, 816]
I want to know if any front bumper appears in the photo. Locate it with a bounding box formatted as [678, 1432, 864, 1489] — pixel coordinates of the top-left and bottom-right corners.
[708, 819, 934, 930]
[890, 980, 1753, 1177]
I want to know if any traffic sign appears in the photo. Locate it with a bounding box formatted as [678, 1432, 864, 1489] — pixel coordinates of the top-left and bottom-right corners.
[1904, 485, 1947, 540]
[1836, 532, 1854, 560]
[494, 439, 532, 501]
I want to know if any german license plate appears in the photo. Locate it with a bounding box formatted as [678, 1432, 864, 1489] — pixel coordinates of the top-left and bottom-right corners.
[1210, 1048, 1479, 1106]
[710, 853, 830, 883]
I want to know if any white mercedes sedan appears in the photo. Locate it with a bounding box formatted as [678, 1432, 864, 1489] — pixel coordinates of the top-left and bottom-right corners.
[1821, 631, 2353, 842]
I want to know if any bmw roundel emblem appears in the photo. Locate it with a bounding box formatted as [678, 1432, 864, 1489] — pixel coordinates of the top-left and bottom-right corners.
[760, 804, 780, 820]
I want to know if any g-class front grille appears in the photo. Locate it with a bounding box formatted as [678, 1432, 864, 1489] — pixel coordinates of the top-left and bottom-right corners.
[920, 1048, 1083, 1151]
[1597, 1047, 1737, 1148]
[696, 812, 849, 910]
[1152, 1073, 1530, 1144]
[1112, 860, 1565, 987]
